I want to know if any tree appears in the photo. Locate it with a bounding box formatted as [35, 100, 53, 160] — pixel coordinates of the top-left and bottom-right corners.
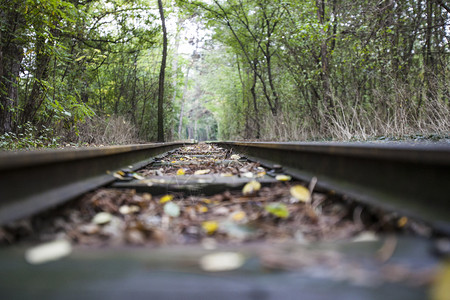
[157, 0, 168, 142]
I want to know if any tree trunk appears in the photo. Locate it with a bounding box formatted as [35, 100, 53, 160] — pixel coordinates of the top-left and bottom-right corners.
[0, 8, 24, 133]
[178, 64, 191, 139]
[317, 0, 333, 110]
[250, 65, 260, 139]
[157, 0, 167, 142]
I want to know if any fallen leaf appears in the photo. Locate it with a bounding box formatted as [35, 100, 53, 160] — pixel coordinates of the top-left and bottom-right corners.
[431, 261, 450, 300]
[256, 171, 266, 178]
[230, 154, 241, 160]
[92, 212, 113, 225]
[213, 207, 230, 215]
[197, 205, 209, 213]
[25, 239, 72, 265]
[290, 185, 311, 203]
[241, 172, 254, 178]
[265, 203, 290, 218]
[119, 205, 140, 215]
[352, 231, 379, 242]
[113, 171, 126, 180]
[202, 221, 219, 235]
[164, 202, 181, 217]
[176, 168, 185, 175]
[276, 175, 292, 181]
[160, 194, 174, 204]
[194, 169, 211, 175]
[220, 173, 234, 177]
[199, 252, 245, 272]
[397, 217, 408, 227]
[242, 180, 261, 196]
[230, 211, 246, 222]
[201, 198, 212, 204]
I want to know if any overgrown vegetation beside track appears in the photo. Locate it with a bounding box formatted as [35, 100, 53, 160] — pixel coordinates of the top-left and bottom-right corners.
[177, 0, 450, 141]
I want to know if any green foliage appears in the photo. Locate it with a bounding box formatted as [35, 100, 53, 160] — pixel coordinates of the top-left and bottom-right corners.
[1, 0, 177, 146]
[0, 122, 60, 150]
[176, 0, 450, 141]
[2, 0, 448, 145]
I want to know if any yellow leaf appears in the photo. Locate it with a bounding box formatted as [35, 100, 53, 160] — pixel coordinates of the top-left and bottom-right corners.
[197, 205, 208, 213]
[397, 216, 408, 227]
[194, 169, 211, 175]
[113, 172, 125, 180]
[290, 185, 311, 203]
[171, 161, 177, 164]
[160, 194, 174, 204]
[231, 211, 246, 222]
[276, 174, 292, 181]
[202, 221, 219, 235]
[431, 261, 450, 300]
[201, 198, 212, 204]
[176, 168, 185, 175]
[242, 180, 261, 196]
[256, 171, 266, 178]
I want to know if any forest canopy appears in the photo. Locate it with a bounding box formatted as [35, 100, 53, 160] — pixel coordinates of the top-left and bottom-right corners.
[1, 0, 449, 149]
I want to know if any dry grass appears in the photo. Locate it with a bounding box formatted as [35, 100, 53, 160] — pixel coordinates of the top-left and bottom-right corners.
[75, 115, 140, 145]
[233, 79, 449, 142]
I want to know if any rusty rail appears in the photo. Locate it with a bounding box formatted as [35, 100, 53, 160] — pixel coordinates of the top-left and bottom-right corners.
[215, 142, 450, 233]
[0, 142, 191, 225]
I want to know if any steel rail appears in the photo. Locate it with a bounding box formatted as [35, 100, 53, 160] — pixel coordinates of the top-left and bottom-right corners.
[0, 142, 191, 225]
[215, 141, 450, 233]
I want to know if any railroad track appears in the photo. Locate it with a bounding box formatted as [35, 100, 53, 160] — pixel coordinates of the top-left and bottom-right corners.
[0, 141, 449, 299]
[0, 142, 190, 225]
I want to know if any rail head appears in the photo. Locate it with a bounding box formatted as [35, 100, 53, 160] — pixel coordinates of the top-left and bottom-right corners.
[216, 141, 450, 165]
[0, 142, 194, 171]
